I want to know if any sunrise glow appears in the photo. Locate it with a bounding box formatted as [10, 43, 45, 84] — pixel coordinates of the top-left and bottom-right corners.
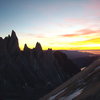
[0, 0, 100, 51]
[18, 28, 100, 50]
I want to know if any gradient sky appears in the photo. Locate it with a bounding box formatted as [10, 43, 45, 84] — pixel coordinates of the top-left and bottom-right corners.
[0, 0, 100, 50]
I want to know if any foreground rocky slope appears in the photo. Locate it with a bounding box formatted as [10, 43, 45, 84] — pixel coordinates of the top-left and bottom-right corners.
[40, 59, 100, 100]
[0, 31, 80, 100]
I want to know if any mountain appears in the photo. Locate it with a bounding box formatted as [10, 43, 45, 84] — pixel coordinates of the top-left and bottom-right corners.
[40, 59, 100, 100]
[60, 50, 100, 68]
[61, 50, 94, 59]
[0, 31, 80, 100]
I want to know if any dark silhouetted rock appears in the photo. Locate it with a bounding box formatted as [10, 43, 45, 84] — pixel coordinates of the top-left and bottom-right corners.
[2, 30, 20, 57]
[53, 51, 80, 77]
[0, 31, 80, 100]
[35, 42, 42, 51]
[40, 59, 100, 100]
[24, 44, 30, 51]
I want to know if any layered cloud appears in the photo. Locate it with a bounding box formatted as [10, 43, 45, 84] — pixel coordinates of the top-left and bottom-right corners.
[59, 29, 100, 37]
[18, 27, 100, 50]
[9, 0, 100, 51]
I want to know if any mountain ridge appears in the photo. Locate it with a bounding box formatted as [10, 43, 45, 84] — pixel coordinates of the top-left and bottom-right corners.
[0, 30, 80, 100]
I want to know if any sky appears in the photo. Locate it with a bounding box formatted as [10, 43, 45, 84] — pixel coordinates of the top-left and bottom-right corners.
[0, 0, 100, 50]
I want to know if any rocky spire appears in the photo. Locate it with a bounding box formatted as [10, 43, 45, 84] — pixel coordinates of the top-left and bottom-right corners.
[24, 44, 30, 51]
[5, 30, 20, 55]
[11, 30, 17, 38]
[35, 42, 42, 51]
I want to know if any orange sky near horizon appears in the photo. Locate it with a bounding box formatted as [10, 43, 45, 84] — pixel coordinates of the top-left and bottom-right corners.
[0, 0, 100, 51]
[18, 28, 100, 51]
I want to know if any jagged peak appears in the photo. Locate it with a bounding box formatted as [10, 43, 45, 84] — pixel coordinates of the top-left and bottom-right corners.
[11, 30, 17, 39]
[8, 35, 10, 38]
[24, 44, 30, 51]
[35, 42, 42, 51]
[4, 34, 10, 40]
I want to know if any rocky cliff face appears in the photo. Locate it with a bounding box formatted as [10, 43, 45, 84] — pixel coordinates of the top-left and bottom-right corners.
[40, 59, 100, 100]
[0, 31, 80, 100]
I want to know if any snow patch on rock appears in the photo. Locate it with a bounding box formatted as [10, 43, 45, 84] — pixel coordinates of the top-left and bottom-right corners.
[60, 88, 83, 100]
[49, 88, 67, 100]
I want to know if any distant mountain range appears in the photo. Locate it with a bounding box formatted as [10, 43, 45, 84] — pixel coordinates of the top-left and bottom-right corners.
[0, 30, 80, 100]
[60, 50, 100, 68]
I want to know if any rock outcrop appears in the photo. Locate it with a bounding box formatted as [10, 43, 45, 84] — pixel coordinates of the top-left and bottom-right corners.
[4, 30, 20, 56]
[0, 31, 80, 100]
[40, 59, 100, 100]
